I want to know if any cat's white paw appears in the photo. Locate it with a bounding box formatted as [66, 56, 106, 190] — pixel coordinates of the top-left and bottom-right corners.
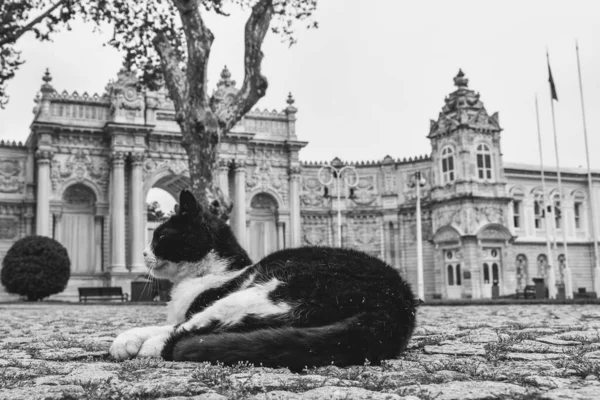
[137, 334, 170, 358]
[109, 328, 148, 360]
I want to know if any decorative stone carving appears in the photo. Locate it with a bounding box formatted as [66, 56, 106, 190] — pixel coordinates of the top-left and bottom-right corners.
[35, 149, 54, 163]
[142, 158, 189, 179]
[50, 150, 109, 194]
[300, 176, 326, 207]
[246, 158, 289, 205]
[250, 193, 278, 212]
[347, 216, 380, 256]
[106, 70, 143, 110]
[0, 159, 25, 194]
[131, 152, 145, 166]
[0, 217, 18, 239]
[211, 66, 239, 122]
[63, 183, 96, 205]
[381, 155, 396, 195]
[351, 176, 377, 206]
[302, 225, 326, 246]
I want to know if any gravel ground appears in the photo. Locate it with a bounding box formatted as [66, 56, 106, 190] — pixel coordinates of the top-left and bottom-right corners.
[0, 303, 599, 400]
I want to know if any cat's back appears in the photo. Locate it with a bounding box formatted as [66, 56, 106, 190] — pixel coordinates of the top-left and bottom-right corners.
[253, 246, 409, 295]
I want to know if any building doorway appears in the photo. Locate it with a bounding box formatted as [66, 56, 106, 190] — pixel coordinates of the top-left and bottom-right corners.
[445, 249, 462, 299]
[248, 193, 279, 262]
[482, 247, 502, 298]
[57, 184, 101, 274]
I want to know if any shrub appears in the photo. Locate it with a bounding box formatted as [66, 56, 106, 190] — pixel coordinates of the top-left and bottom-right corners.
[1, 235, 71, 301]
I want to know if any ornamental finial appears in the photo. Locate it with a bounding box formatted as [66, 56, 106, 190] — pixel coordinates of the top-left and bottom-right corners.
[41, 68, 55, 93]
[287, 92, 295, 106]
[217, 65, 235, 88]
[453, 69, 468, 88]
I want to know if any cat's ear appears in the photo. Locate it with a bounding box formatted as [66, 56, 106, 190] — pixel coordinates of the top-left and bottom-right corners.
[179, 190, 200, 216]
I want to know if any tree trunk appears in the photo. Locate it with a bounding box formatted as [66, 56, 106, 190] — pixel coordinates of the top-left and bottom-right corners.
[179, 112, 232, 220]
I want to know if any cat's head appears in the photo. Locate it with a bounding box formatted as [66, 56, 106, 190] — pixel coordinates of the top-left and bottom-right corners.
[143, 190, 244, 282]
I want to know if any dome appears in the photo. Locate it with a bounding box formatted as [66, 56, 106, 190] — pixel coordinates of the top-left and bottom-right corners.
[428, 70, 501, 138]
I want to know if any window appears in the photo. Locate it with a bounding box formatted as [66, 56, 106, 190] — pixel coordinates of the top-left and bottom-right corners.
[492, 263, 499, 285]
[574, 202, 582, 229]
[553, 196, 562, 230]
[441, 147, 455, 184]
[534, 198, 545, 230]
[513, 200, 522, 229]
[483, 263, 490, 284]
[447, 265, 454, 286]
[574, 192, 585, 231]
[476, 144, 492, 180]
[456, 264, 462, 285]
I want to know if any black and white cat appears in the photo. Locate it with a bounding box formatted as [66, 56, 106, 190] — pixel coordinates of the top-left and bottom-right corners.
[110, 190, 418, 371]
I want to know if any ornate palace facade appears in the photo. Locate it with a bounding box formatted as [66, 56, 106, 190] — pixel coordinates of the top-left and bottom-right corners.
[1, 69, 599, 300]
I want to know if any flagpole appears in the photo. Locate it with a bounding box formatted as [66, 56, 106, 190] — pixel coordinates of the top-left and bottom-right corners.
[535, 94, 556, 298]
[547, 50, 573, 299]
[575, 41, 600, 294]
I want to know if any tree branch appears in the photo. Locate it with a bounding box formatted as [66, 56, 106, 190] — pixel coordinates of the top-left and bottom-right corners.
[220, 0, 273, 133]
[0, 0, 68, 47]
[152, 31, 187, 113]
[174, 0, 214, 107]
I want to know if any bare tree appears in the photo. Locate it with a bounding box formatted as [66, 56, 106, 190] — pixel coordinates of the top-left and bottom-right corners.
[0, 0, 318, 218]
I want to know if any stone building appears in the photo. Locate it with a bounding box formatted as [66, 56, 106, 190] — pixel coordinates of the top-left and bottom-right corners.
[0, 68, 599, 301]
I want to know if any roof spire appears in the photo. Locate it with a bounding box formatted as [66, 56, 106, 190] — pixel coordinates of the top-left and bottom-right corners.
[217, 65, 235, 88]
[453, 69, 468, 88]
[41, 68, 55, 93]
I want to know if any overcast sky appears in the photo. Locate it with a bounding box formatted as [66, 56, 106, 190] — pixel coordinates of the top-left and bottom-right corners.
[1, 0, 599, 174]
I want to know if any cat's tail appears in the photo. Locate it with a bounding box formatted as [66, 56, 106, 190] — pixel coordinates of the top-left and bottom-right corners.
[161, 313, 414, 372]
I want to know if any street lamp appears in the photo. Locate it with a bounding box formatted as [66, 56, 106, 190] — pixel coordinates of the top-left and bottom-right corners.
[318, 162, 359, 247]
[409, 171, 427, 300]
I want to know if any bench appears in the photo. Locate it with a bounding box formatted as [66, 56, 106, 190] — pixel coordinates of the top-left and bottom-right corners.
[78, 287, 129, 302]
[516, 285, 536, 299]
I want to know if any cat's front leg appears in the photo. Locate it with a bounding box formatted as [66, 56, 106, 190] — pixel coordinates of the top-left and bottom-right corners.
[110, 325, 174, 360]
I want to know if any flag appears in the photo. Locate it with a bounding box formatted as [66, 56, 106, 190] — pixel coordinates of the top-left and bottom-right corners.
[547, 54, 558, 101]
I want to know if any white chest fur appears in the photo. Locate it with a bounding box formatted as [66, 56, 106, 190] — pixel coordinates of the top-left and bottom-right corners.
[167, 267, 251, 325]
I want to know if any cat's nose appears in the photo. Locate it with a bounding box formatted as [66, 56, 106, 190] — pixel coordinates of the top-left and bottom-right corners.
[143, 251, 147, 257]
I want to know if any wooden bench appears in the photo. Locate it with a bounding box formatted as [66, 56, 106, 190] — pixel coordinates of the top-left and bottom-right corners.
[78, 287, 129, 302]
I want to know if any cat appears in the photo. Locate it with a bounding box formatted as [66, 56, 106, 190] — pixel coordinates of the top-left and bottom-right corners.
[109, 190, 418, 372]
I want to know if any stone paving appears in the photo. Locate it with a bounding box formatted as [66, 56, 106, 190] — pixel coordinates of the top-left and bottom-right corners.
[0, 303, 599, 399]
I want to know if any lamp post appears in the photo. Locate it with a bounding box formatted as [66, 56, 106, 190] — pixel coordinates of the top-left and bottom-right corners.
[318, 163, 359, 247]
[410, 171, 427, 300]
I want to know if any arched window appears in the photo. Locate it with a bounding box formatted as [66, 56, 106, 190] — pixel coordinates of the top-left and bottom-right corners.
[533, 191, 545, 230]
[441, 146, 455, 184]
[483, 263, 490, 284]
[546, 192, 562, 230]
[456, 264, 462, 285]
[476, 144, 493, 180]
[573, 191, 585, 231]
[511, 187, 525, 229]
[447, 265, 454, 286]
[537, 254, 548, 278]
[492, 263, 499, 285]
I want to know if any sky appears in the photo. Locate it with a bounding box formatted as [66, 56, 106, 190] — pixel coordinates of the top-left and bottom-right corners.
[1, 0, 600, 208]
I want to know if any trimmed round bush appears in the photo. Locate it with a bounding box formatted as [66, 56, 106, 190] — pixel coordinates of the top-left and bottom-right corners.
[1, 235, 71, 301]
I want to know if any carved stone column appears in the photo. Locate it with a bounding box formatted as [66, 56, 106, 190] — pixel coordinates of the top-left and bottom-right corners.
[53, 211, 63, 242]
[289, 166, 302, 247]
[111, 151, 127, 272]
[392, 222, 402, 271]
[218, 159, 230, 198]
[35, 150, 53, 236]
[233, 162, 247, 248]
[129, 152, 145, 272]
[277, 221, 285, 250]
